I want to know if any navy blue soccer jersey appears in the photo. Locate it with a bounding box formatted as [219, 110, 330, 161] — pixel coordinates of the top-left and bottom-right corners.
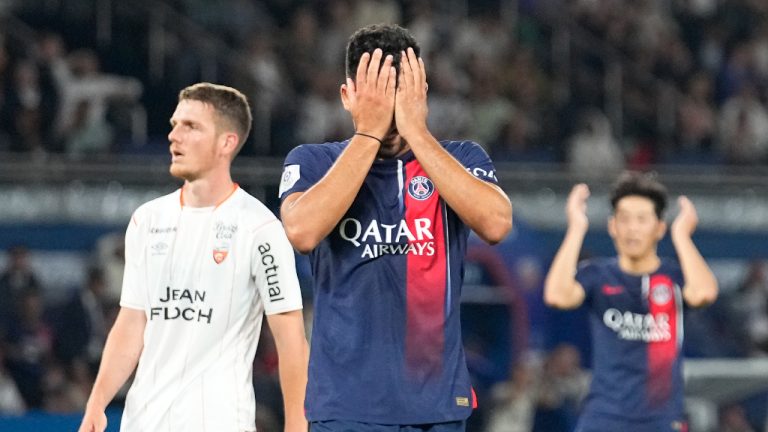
[279, 139, 499, 424]
[575, 257, 687, 429]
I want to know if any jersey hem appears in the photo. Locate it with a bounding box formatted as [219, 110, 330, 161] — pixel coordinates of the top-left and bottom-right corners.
[305, 411, 471, 425]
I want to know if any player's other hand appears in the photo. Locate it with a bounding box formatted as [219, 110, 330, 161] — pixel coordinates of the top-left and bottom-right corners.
[394, 47, 429, 140]
[78, 408, 107, 432]
[342, 48, 396, 141]
[566, 183, 590, 233]
[671, 196, 698, 239]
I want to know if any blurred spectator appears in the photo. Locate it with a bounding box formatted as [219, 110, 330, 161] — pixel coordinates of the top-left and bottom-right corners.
[4, 291, 52, 409]
[566, 109, 624, 175]
[486, 359, 538, 432]
[0, 32, 10, 150]
[53, 268, 108, 372]
[490, 117, 552, 163]
[5, 60, 44, 153]
[295, 70, 351, 144]
[468, 65, 516, 147]
[0, 343, 26, 415]
[0, 246, 42, 331]
[533, 344, 589, 432]
[41, 359, 88, 413]
[349, 0, 401, 33]
[425, 55, 471, 140]
[718, 83, 768, 164]
[733, 261, 768, 354]
[51, 48, 142, 154]
[95, 232, 125, 304]
[718, 403, 755, 432]
[315, 0, 356, 72]
[673, 72, 717, 160]
[452, 10, 511, 66]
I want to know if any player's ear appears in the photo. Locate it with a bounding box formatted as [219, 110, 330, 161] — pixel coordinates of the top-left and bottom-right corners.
[656, 220, 667, 240]
[340, 78, 353, 112]
[607, 216, 617, 239]
[219, 132, 239, 158]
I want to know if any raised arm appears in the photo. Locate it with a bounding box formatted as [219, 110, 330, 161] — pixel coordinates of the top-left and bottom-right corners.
[281, 49, 396, 253]
[266, 310, 310, 432]
[79, 307, 146, 432]
[544, 184, 589, 309]
[394, 48, 511, 244]
[670, 196, 718, 307]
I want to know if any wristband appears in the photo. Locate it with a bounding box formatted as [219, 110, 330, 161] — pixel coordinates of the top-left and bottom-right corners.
[354, 132, 384, 146]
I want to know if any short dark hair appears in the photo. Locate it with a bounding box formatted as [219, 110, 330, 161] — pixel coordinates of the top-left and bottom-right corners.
[345, 24, 420, 80]
[178, 82, 252, 154]
[610, 171, 668, 218]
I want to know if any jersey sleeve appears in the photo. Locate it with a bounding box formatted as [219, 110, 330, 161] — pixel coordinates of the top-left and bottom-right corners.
[454, 141, 499, 184]
[120, 211, 146, 310]
[251, 220, 303, 315]
[575, 260, 599, 303]
[279, 144, 329, 200]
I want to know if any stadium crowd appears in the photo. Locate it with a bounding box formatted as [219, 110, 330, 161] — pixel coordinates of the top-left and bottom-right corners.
[1, 0, 768, 165]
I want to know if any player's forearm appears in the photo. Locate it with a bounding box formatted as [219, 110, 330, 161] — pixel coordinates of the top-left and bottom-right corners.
[275, 340, 309, 431]
[278, 356, 309, 431]
[672, 232, 718, 307]
[282, 137, 379, 253]
[544, 227, 587, 309]
[405, 130, 512, 244]
[87, 310, 145, 411]
[268, 310, 309, 431]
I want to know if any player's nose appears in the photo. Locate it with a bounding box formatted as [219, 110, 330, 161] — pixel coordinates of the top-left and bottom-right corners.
[168, 126, 180, 144]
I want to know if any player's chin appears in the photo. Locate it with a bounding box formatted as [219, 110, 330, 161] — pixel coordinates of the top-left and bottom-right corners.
[169, 164, 196, 181]
[377, 138, 406, 159]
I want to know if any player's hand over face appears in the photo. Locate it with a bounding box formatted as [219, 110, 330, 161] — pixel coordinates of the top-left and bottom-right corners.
[78, 408, 107, 432]
[566, 184, 590, 233]
[671, 196, 698, 239]
[344, 48, 396, 140]
[394, 47, 429, 140]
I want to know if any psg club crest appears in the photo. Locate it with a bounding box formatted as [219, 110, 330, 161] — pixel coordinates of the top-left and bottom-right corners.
[651, 284, 672, 305]
[407, 176, 435, 201]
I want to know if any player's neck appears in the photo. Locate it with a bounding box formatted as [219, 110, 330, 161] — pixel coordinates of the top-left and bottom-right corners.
[617, 253, 661, 275]
[181, 174, 236, 208]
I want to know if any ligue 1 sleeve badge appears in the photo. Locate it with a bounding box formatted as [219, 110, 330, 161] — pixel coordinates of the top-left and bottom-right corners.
[407, 176, 435, 200]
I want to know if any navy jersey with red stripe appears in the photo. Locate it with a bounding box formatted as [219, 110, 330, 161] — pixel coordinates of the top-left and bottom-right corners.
[575, 258, 686, 428]
[279, 139, 498, 424]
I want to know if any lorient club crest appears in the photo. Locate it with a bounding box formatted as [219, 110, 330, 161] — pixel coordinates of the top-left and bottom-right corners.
[213, 247, 229, 264]
[407, 176, 435, 200]
[212, 221, 236, 264]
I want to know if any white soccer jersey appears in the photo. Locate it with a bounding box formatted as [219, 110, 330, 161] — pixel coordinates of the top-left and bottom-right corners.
[118, 186, 302, 432]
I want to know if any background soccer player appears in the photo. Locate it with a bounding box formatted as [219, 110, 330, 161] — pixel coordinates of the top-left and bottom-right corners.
[78, 83, 309, 432]
[278, 24, 512, 431]
[544, 172, 718, 432]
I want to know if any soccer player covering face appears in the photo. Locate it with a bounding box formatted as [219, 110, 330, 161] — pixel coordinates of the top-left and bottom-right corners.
[79, 83, 309, 432]
[544, 172, 719, 432]
[279, 24, 512, 432]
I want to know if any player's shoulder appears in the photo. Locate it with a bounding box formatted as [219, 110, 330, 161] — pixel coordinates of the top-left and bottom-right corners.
[130, 189, 182, 224]
[577, 257, 616, 274]
[659, 257, 681, 270]
[440, 139, 485, 155]
[285, 140, 349, 163]
[233, 189, 277, 220]
[659, 257, 683, 279]
[232, 189, 282, 232]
